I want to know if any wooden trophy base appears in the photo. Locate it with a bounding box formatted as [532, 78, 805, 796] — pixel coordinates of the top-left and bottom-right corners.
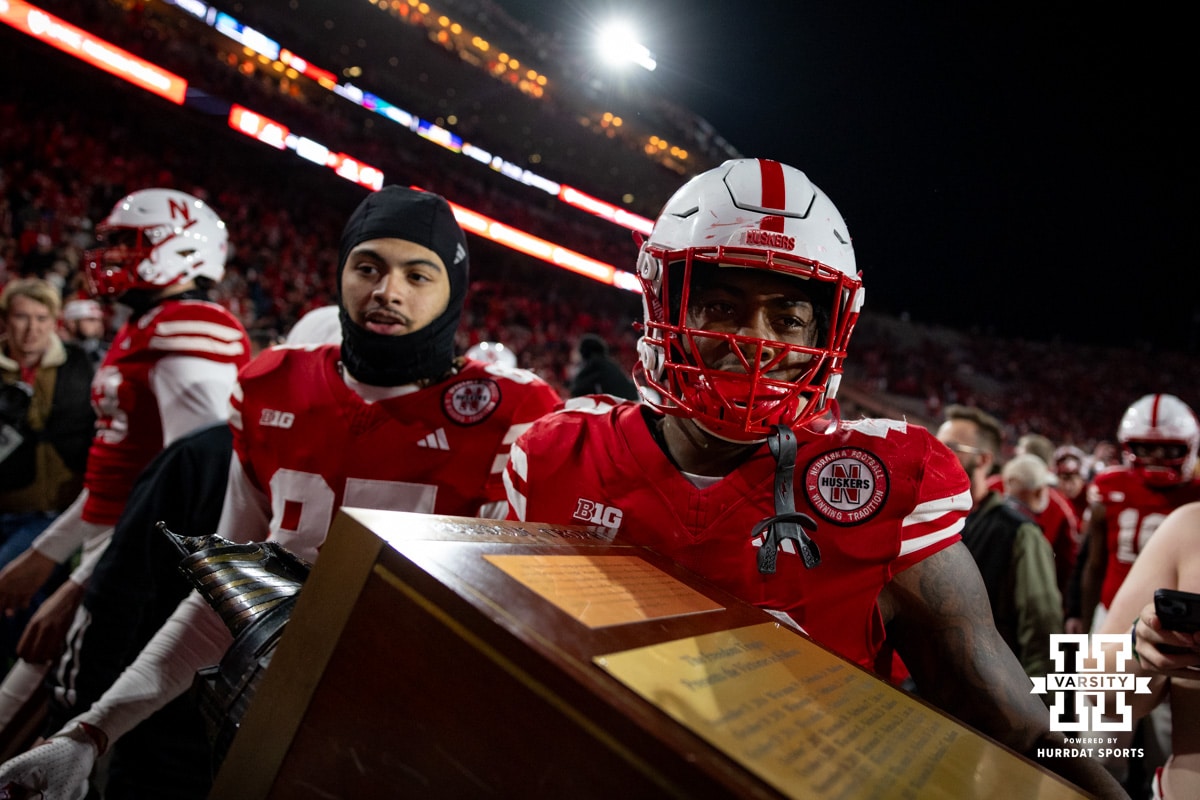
[211, 509, 1087, 799]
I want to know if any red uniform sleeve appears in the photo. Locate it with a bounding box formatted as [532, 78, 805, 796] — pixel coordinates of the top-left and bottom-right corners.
[479, 372, 562, 512]
[891, 428, 971, 573]
[139, 300, 250, 366]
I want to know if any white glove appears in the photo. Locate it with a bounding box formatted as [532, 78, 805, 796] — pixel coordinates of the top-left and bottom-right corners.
[0, 725, 99, 800]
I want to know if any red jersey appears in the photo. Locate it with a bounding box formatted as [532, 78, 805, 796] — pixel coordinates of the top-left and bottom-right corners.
[83, 300, 249, 524]
[1089, 465, 1200, 607]
[231, 346, 562, 555]
[505, 398, 971, 675]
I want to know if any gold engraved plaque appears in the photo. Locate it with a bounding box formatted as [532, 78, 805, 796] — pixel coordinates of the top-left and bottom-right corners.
[484, 553, 725, 628]
[596, 623, 1086, 800]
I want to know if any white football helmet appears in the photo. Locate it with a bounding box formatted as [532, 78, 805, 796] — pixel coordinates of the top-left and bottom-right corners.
[84, 189, 228, 298]
[1117, 393, 1199, 486]
[634, 158, 864, 441]
[466, 340, 518, 369]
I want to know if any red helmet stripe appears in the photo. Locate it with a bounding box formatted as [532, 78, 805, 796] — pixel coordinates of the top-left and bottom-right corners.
[759, 159, 786, 207]
[758, 159, 787, 233]
[1151, 393, 1162, 427]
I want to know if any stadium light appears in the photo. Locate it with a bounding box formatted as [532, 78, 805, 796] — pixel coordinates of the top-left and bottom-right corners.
[595, 20, 656, 72]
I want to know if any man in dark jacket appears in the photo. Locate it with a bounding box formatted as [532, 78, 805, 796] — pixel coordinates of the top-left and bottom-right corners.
[936, 405, 1063, 680]
[0, 278, 95, 664]
[569, 334, 637, 400]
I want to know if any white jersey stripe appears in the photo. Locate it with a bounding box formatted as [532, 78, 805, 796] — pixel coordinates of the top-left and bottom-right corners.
[898, 518, 965, 557]
[509, 442, 529, 481]
[501, 468, 526, 521]
[490, 453, 509, 474]
[149, 336, 246, 357]
[154, 320, 246, 341]
[901, 489, 973, 528]
[502, 421, 534, 445]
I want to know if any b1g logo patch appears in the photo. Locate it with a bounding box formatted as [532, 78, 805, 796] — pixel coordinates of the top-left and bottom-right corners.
[804, 448, 889, 525]
[443, 379, 500, 425]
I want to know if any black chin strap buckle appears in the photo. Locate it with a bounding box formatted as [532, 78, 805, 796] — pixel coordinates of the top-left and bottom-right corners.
[753, 424, 821, 574]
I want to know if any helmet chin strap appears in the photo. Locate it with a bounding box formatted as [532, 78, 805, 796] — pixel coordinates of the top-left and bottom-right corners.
[751, 424, 821, 574]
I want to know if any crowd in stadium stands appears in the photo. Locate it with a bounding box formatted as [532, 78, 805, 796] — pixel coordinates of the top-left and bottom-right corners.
[29, 0, 654, 268]
[4, 0, 1200, 452]
[6, 80, 1199, 453]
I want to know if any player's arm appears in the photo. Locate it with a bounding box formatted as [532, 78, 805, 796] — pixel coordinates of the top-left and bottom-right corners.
[1079, 499, 1108, 632]
[1099, 502, 1200, 712]
[477, 380, 561, 519]
[151, 355, 239, 446]
[882, 542, 1127, 799]
[0, 457, 257, 794]
[0, 490, 108, 613]
[214, 454, 271, 542]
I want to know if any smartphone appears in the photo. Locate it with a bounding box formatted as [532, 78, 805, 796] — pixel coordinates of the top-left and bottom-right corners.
[1154, 588, 1200, 633]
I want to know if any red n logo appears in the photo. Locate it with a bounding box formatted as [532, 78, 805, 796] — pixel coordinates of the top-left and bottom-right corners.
[831, 464, 860, 503]
[168, 198, 193, 223]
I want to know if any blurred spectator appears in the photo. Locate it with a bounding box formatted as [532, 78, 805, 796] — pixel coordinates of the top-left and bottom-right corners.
[0, 279, 95, 664]
[59, 297, 109, 369]
[1055, 445, 1092, 635]
[987, 434, 1081, 606]
[1053, 445, 1090, 519]
[569, 333, 637, 400]
[937, 406, 1063, 679]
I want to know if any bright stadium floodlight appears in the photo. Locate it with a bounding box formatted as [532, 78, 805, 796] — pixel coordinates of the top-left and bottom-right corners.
[595, 20, 656, 72]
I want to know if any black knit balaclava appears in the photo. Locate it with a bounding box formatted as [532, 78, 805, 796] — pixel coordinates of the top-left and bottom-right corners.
[336, 186, 469, 386]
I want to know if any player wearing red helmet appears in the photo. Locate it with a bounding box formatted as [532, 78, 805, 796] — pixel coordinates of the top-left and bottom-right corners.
[1081, 393, 1200, 632]
[0, 189, 250, 650]
[0, 186, 562, 799]
[505, 158, 1124, 798]
[1077, 393, 1200, 795]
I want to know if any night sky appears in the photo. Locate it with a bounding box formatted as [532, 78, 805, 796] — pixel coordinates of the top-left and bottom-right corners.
[492, 1, 1196, 352]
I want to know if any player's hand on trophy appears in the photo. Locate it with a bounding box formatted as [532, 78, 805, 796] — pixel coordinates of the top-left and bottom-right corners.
[0, 723, 103, 800]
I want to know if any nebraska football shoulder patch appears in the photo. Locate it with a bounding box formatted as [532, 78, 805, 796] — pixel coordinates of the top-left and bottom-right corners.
[443, 379, 501, 425]
[804, 448, 889, 525]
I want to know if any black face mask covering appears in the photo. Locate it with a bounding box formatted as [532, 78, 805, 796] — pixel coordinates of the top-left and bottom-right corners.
[335, 186, 469, 387]
[338, 304, 461, 386]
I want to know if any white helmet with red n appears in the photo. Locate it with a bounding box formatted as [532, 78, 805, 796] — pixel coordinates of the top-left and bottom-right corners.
[1117, 393, 1199, 486]
[634, 158, 864, 442]
[84, 189, 228, 298]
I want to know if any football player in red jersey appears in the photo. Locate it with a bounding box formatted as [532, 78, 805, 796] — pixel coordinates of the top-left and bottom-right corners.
[504, 158, 1125, 798]
[0, 189, 250, 657]
[0, 186, 562, 798]
[1081, 393, 1200, 634]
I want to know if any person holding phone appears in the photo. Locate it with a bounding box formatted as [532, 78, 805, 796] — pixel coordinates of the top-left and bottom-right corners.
[1099, 500, 1200, 800]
